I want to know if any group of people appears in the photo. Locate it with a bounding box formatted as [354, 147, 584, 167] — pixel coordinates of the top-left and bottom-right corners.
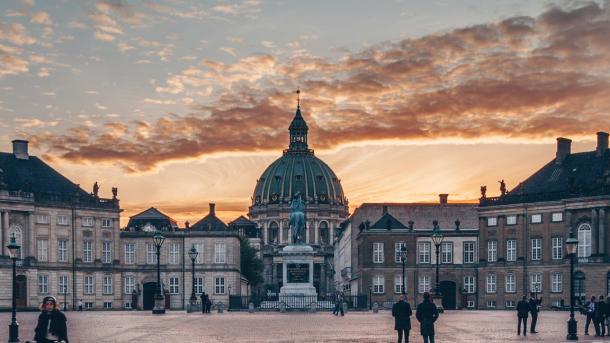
[392, 292, 439, 343]
[583, 295, 610, 337]
[333, 292, 345, 316]
[200, 292, 212, 313]
[516, 295, 542, 336]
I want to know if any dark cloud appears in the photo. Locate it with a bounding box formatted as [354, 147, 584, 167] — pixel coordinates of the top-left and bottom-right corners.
[31, 2, 610, 172]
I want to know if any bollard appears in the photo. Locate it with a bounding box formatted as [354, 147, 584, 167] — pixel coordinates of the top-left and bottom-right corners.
[279, 302, 286, 313]
[372, 302, 379, 313]
[308, 302, 318, 313]
[248, 302, 255, 313]
[217, 302, 224, 313]
[342, 301, 348, 315]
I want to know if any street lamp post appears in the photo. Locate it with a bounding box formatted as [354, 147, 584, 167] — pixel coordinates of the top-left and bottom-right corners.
[188, 245, 199, 307]
[431, 221, 444, 297]
[152, 230, 166, 314]
[369, 286, 372, 310]
[400, 245, 407, 295]
[566, 236, 578, 341]
[7, 234, 21, 343]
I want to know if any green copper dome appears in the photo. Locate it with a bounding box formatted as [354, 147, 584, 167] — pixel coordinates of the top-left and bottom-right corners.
[252, 105, 346, 206]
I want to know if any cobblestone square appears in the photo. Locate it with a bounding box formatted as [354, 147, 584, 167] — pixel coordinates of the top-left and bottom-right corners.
[2, 310, 609, 343]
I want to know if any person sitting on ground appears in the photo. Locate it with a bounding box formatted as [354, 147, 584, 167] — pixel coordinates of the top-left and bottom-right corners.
[34, 295, 69, 343]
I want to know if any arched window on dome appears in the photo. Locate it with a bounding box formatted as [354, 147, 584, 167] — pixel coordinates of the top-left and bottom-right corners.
[577, 223, 592, 261]
[268, 222, 279, 245]
[319, 221, 329, 245]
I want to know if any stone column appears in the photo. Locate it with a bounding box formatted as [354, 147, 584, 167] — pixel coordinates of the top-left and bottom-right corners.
[0, 211, 4, 256]
[592, 209, 599, 254]
[279, 220, 283, 244]
[314, 221, 319, 245]
[263, 222, 268, 245]
[28, 211, 35, 258]
[305, 222, 310, 244]
[599, 208, 606, 256]
[320, 262, 326, 295]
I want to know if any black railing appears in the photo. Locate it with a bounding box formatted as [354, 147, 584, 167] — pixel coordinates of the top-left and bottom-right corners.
[229, 294, 368, 311]
[479, 186, 610, 207]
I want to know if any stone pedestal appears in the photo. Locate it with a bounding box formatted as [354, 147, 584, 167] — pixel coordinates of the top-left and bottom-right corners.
[279, 245, 317, 296]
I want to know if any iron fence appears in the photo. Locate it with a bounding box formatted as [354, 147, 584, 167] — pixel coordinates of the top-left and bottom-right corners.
[229, 294, 368, 311]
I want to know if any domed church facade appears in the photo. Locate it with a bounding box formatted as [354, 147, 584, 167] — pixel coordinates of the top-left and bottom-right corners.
[248, 100, 349, 296]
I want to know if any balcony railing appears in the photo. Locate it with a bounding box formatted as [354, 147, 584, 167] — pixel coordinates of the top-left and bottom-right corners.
[479, 186, 610, 207]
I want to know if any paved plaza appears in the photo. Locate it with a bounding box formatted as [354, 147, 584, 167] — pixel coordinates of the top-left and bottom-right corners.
[1, 310, 609, 342]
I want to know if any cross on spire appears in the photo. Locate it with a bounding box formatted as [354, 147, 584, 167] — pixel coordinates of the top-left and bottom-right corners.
[296, 89, 300, 108]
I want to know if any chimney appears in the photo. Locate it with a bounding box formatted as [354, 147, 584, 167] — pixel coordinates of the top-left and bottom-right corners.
[597, 132, 609, 157]
[382, 205, 388, 214]
[12, 139, 29, 160]
[439, 194, 448, 204]
[555, 137, 572, 164]
[209, 203, 216, 217]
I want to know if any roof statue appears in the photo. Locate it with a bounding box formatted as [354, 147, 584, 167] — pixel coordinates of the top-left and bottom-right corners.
[480, 185, 487, 198]
[93, 181, 100, 198]
[499, 179, 507, 196]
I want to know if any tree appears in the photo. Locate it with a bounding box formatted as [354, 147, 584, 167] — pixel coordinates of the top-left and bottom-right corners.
[240, 237, 263, 290]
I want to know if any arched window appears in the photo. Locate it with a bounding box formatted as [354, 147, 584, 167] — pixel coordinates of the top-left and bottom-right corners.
[268, 222, 279, 244]
[577, 223, 592, 259]
[319, 221, 329, 245]
[574, 271, 586, 301]
[8, 225, 23, 259]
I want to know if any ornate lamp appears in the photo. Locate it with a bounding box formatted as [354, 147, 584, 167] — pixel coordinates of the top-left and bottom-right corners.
[400, 245, 407, 295]
[431, 221, 444, 301]
[152, 230, 165, 314]
[566, 236, 578, 341]
[188, 245, 199, 306]
[7, 234, 21, 342]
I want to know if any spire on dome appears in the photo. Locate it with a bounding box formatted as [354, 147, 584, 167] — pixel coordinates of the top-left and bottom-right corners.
[288, 89, 309, 153]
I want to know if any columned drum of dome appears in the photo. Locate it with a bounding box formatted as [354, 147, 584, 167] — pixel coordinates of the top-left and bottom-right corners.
[248, 101, 349, 296]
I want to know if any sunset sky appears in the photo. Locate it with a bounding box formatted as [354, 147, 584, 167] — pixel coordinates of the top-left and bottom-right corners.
[1, 0, 609, 227]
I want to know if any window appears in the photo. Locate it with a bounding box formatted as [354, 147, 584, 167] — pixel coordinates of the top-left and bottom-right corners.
[83, 241, 93, 263]
[103, 275, 113, 294]
[505, 300, 516, 308]
[486, 300, 497, 308]
[147, 243, 156, 264]
[57, 215, 69, 225]
[506, 215, 517, 225]
[58, 239, 68, 262]
[439, 241, 452, 264]
[36, 214, 49, 224]
[103, 302, 113, 309]
[169, 277, 179, 294]
[551, 273, 562, 293]
[58, 275, 68, 294]
[394, 242, 406, 263]
[487, 217, 497, 226]
[124, 276, 135, 294]
[486, 274, 496, 293]
[463, 276, 475, 294]
[530, 273, 542, 293]
[373, 275, 385, 294]
[418, 275, 430, 294]
[552, 237, 563, 260]
[551, 212, 563, 222]
[506, 240, 516, 262]
[169, 243, 180, 264]
[84, 302, 93, 310]
[487, 240, 497, 262]
[102, 241, 112, 263]
[373, 242, 384, 263]
[82, 217, 94, 227]
[195, 277, 204, 294]
[214, 243, 226, 264]
[505, 273, 516, 293]
[531, 238, 542, 261]
[463, 242, 475, 264]
[195, 243, 204, 264]
[531, 214, 542, 224]
[84, 276, 94, 294]
[394, 274, 405, 294]
[124, 243, 135, 264]
[578, 223, 592, 259]
[38, 274, 48, 294]
[101, 218, 112, 228]
[467, 300, 475, 308]
[575, 271, 586, 298]
[37, 239, 48, 262]
[214, 277, 225, 294]
[418, 242, 431, 264]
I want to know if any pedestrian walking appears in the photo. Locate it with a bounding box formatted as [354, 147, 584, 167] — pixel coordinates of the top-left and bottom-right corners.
[392, 294, 412, 343]
[529, 294, 541, 333]
[416, 292, 439, 343]
[333, 292, 344, 316]
[33, 296, 70, 343]
[200, 292, 206, 314]
[596, 295, 606, 337]
[516, 296, 529, 336]
[205, 294, 212, 313]
[77, 299, 83, 312]
[585, 295, 596, 335]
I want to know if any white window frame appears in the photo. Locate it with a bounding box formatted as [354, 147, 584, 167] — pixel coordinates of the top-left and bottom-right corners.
[463, 276, 475, 294]
[373, 242, 384, 264]
[551, 212, 563, 222]
[418, 275, 431, 294]
[441, 241, 453, 264]
[487, 240, 497, 262]
[418, 242, 431, 264]
[124, 276, 135, 294]
[551, 272, 562, 293]
[531, 214, 542, 224]
[169, 277, 179, 294]
[463, 241, 475, 264]
[101, 218, 112, 228]
[486, 300, 497, 308]
[82, 217, 94, 227]
[505, 273, 516, 293]
[57, 215, 69, 225]
[84, 275, 94, 295]
[37, 239, 48, 262]
[83, 241, 93, 263]
[487, 217, 497, 227]
[531, 238, 542, 261]
[530, 273, 542, 293]
[58, 239, 68, 262]
[578, 223, 592, 259]
[214, 243, 226, 264]
[506, 300, 516, 308]
[58, 275, 68, 294]
[373, 275, 385, 294]
[103, 275, 113, 294]
[486, 274, 497, 294]
[506, 215, 517, 225]
[36, 214, 49, 224]
[103, 302, 113, 309]
[394, 274, 405, 294]
[169, 243, 179, 265]
[195, 277, 204, 294]
[124, 243, 135, 264]
[394, 242, 406, 263]
[38, 274, 48, 294]
[506, 239, 516, 262]
[147, 243, 156, 265]
[195, 243, 204, 264]
[102, 241, 112, 263]
[552, 237, 563, 260]
[214, 276, 225, 295]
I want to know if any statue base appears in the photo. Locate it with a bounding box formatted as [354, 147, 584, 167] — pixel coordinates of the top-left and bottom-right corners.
[279, 244, 317, 297]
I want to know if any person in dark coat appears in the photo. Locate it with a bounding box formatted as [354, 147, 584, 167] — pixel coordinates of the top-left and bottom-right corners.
[205, 294, 212, 313]
[333, 291, 344, 316]
[604, 297, 610, 336]
[596, 295, 606, 337]
[392, 294, 412, 343]
[416, 292, 439, 343]
[585, 296, 597, 335]
[200, 292, 206, 314]
[516, 295, 530, 336]
[34, 296, 69, 343]
[529, 294, 541, 333]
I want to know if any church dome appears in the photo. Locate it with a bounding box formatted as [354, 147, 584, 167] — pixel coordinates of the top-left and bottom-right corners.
[251, 103, 347, 206]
